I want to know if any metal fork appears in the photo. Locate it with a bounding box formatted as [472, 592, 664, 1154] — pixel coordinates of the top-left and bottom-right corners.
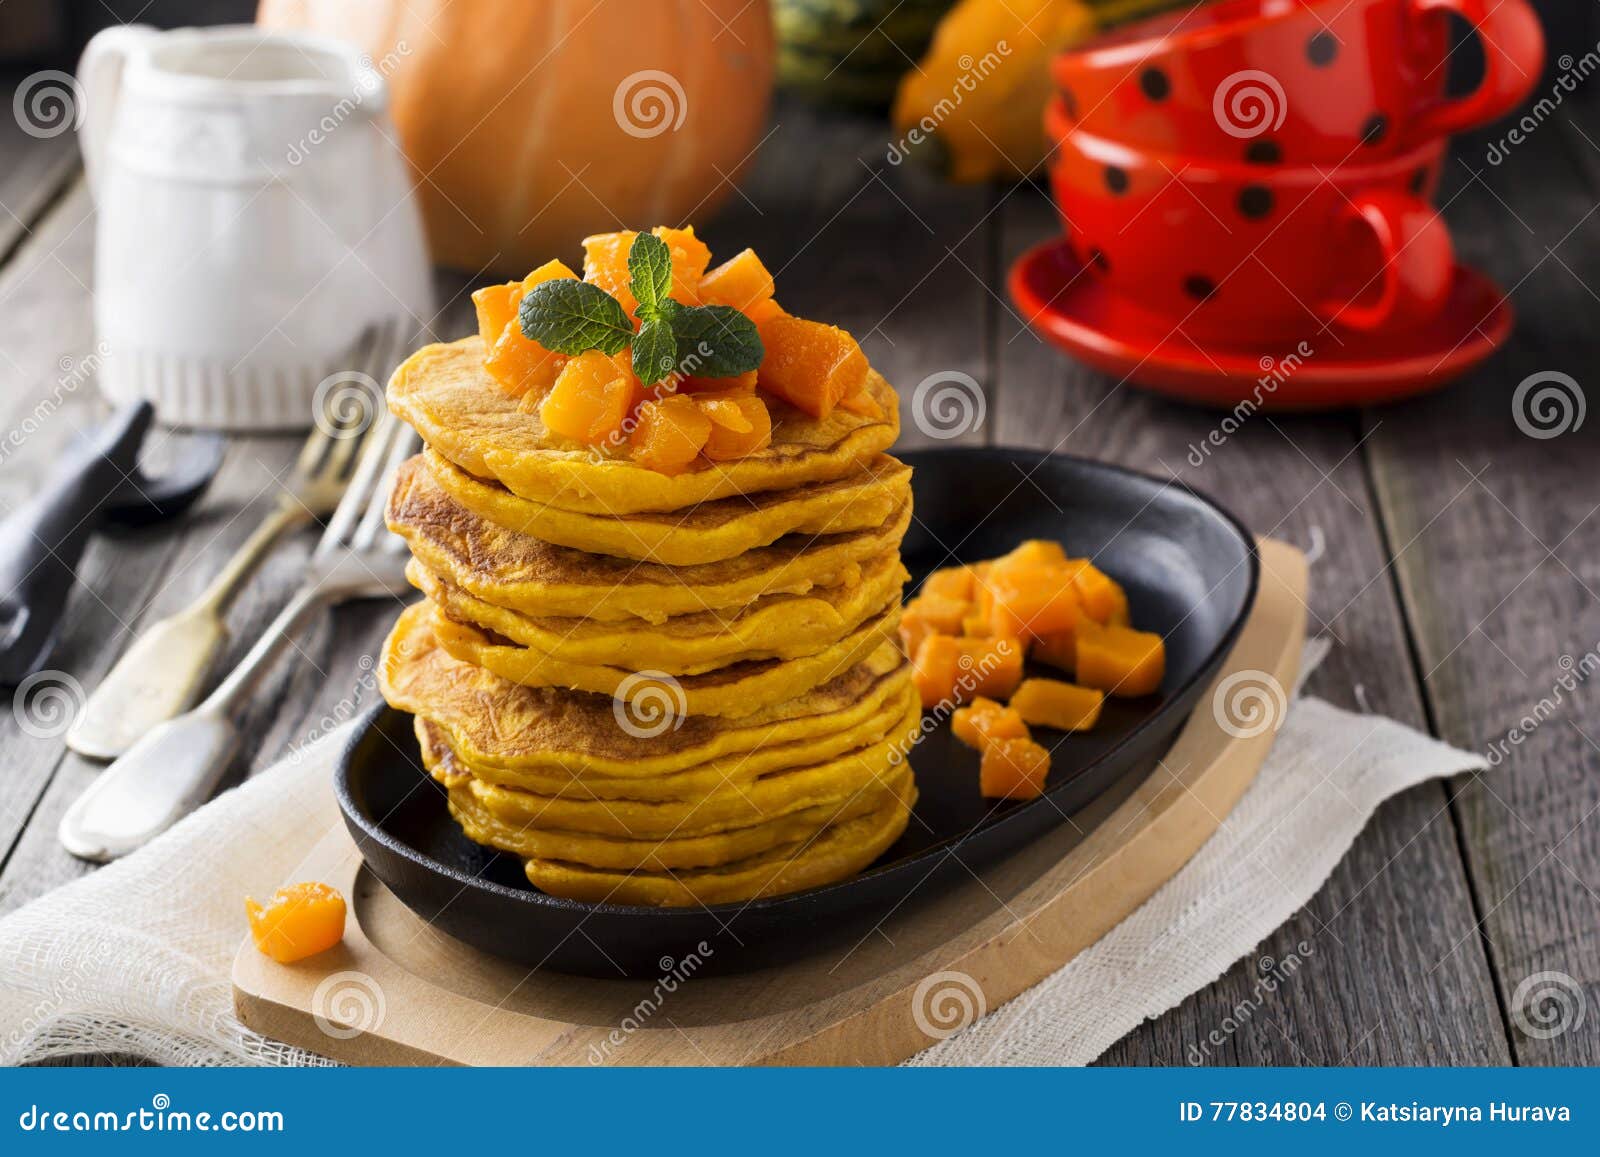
[67, 323, 404, 759]
[57, 410, 421, 862]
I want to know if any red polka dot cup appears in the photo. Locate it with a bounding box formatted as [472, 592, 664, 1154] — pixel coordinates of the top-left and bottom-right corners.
[1050, 0, 1544, 164]
[1045, 104, 1455, 344]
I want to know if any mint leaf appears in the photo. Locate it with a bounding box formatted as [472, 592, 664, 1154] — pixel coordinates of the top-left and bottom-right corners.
[668, 305, 764, 379]
[519, 279, 633, 356]
[631, 318, 679, 386]
[628, 232, 673, 318]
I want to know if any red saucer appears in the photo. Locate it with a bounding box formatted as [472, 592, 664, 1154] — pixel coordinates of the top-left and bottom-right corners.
[1007, 237, 1512, 410]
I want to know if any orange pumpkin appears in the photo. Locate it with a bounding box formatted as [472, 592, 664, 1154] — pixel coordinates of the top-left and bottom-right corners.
[257, 0, 777, 274]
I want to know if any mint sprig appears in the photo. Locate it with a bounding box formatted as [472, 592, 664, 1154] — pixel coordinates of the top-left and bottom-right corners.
[518, 232, 763, 387]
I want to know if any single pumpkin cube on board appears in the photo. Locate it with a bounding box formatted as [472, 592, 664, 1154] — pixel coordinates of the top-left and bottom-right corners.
[699, 392, 772, 460]
[698, 247, 775, 315]
[245, 882, 346, 964]
[629, 394, 713, 474]
[980, 738, 1053, 801]
[1076, 622, 1166, 698]
[540, 351, 635, 447]
[757, 316, 869, 418]
[951, 696, 1030, 752]
[1010, 679, 1105, 732]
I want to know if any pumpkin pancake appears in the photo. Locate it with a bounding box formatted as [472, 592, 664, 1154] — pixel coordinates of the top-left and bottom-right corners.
[387, 452, 912, 624]
[406, 551, 908, 675]
[517, 776, 918, 907]
[380, 607, 916, 786]
[415, 689, 919, 835]
[422, 727, 911, 871]
[387, 337, 900, 515]
[427, 601, 900, 716]
[425, 449, 911, 565]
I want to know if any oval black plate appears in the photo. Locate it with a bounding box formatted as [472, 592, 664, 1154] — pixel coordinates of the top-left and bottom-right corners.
[336, 447, 1259, 977]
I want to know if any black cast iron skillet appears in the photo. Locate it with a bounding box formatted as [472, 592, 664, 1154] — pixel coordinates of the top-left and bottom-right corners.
[336, 447, 1259, 977]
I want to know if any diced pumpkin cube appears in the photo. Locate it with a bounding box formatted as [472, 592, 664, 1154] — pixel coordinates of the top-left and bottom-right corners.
[913, 635, 962, 709]
[836, 388, 885, 419]
[953, 635, 1025, 700]
[1073, 563, 1127, 624]
[1076, 622, 1165, 698]
[899, 610, 935, 662]
[699, 392, 772, 460]
[990, 564, 1081, 638]
[472, 282, 521, 348]
[757, 316, 869, 418]
[582, 231, 640, 315]
[979, 738, 1052, 801]
[651, 225, 711, 300]
[1010, 679, 1104, 732]
[539, 351, 635, 446]
[999, 540, 1068, 569]
[245, 881, 346, 964]
[1031, 627, 1076, 675]
[522, 258, 579, 294]
[485, 326, 565, 398]
[951, 697, 1030, 751]
[745, 298, 788, 326]
[923, 566, 975, 601]
[906, 594, 970, 636]
[629, 394, 712, 474]
[698, 247, 774, 314]
[679, 369, 758, 394]
[961, 613, 990, 638]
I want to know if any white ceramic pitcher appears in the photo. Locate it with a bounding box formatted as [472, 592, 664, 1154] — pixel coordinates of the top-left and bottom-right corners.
[78, 24, 433, 429]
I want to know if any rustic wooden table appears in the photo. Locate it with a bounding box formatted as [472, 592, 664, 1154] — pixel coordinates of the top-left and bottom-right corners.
[1, 78, 1596, 1066]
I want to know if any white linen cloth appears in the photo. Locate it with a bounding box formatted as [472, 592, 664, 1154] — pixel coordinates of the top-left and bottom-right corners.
[0, 647, 1485, 1067]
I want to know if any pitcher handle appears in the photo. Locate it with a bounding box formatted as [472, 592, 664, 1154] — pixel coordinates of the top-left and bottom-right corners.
[76, 24, 157, 193]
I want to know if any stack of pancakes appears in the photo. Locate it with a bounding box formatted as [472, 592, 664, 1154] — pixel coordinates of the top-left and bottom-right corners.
[378, 337, 920, 906]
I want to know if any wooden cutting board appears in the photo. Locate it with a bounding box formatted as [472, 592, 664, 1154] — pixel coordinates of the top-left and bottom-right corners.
[233, 538, 1307, 1065]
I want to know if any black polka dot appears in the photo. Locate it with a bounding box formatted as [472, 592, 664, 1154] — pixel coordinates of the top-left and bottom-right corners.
[1245, 140, 1282, 165]
[1090, 249, 1110, 273]
[1104, 166, 1130, 195]
[1183, 275, 1217, 301]
[1362, 113, 1389, 145]
[1140, 68, 1171, 102]
[1238, 186, 1274, 219]
[1060, 87, 1078, 120]
[1410, 167, 1430, 195]
[1307, 31, 1338, 67]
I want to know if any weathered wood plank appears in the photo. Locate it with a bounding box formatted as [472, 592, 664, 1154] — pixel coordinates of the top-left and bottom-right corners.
[1364, 122, 1600, 1065]
[992, 191, 1509, 1065]
[0, 84, 78, 263]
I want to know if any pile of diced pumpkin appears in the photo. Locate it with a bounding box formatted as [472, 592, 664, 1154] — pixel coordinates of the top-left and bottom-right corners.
[900, 539, 1167, 803]
[470, 226, 884, 474]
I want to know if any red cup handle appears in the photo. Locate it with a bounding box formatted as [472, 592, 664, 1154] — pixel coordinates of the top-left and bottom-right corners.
[1318, 191, 1455, 332]
[1408, 0, 1545, 141]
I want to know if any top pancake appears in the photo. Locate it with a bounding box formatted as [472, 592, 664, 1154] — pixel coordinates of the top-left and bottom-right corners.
[387, 336, 901, 515]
